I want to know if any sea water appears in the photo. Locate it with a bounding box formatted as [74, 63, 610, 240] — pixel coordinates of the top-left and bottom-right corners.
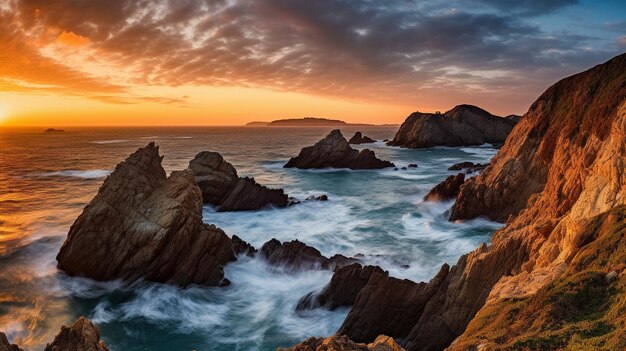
[0, 126, 502, 350]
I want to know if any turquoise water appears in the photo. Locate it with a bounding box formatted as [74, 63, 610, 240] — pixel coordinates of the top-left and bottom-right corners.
[0, 126, 501, 350]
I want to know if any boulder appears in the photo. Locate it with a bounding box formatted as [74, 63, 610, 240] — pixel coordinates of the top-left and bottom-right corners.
[56, 143, 235, 287]
[284, 130, 395, 169]
[423, 173, 465, 202]
[44, 317, 109, 351]
[387, 105, 517, 148]
[297, 264, 385, 310]
[260, 238, 359, 271]
[278, 335, 405, 351]
[349, 132, 376, 144]
[189, 151, 288, 211]
[407, 164, 418, 168]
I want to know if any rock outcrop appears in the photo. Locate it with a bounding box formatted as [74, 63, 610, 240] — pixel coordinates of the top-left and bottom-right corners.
[189, 151, 288, 211]
[349, 132, 376, 144]
[0, 317, 109, 351]
[284, 130, 395, 169]
[423, 173, 465, 202]
[57, 143, 235, 287]
[447, 162, 488, 173]
[44, 317, 109, 351]
[260, 238, 359, 271]
[279, 335, 405, 351]
[297, 264, 385, 310]
[329, 53, 626, 351]
[387, 105, 517, 148]
[0, 334, 22, 351]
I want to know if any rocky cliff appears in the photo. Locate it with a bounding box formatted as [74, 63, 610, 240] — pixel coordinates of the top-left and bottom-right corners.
[279, 335, 405, 351]
[319, 53, 626, 351]
[189, 151, 289, 211]
[284, 130, 394, 169]
[57, 143, 235, 287]
[387, 105, 517, 148]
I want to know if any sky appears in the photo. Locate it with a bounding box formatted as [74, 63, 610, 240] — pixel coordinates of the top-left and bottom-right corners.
[0, 0, 624, 126]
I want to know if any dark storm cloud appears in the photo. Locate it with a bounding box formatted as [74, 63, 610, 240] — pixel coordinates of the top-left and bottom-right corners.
[3, 0, 622, 113]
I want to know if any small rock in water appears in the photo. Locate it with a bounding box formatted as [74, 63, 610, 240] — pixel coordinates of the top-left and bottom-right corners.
[408, 163, 418, 168]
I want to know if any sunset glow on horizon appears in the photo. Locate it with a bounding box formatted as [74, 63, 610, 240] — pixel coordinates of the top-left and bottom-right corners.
[1, 0, 625, 126]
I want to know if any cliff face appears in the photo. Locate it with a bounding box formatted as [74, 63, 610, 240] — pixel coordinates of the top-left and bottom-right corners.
[57, 143, 235, 287]
[387, 105, 517, 148]
[335, 53, 626, 351]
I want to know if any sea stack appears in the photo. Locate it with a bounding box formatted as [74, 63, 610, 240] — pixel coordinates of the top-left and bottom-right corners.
[284, 129, 395, 169]
[189, 151, 288, 211]
[348, 131, 376, 144]
[387, 104, 517, 148]
[56, 143, 235, 287]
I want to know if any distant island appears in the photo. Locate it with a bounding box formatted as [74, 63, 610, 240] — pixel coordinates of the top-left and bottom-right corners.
[245, 117, 395, 127]
[44, 128, 65, 133]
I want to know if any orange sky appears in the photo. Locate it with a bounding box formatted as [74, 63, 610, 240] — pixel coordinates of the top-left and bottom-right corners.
[1, 0, 622, 126]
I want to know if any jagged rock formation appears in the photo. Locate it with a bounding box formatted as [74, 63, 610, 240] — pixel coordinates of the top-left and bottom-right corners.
[189, 151, 288, 211]
[447, 162, 488, 173]
[387, 105, 517, 148]
[0, 317, 109, 351]
[284, 130, 395, 169]
[423, 174, 465, 202]
[328, 54, 626, 351]
[349, 132, 376, 144]
[0, 333, 22, 351]
[56, 143, 235, 287]
[260, 238, 359, 271]
[44, 317, 109, 351]
[297, 264, 385, 310]
[232, 235, 257, 257]
[278, 335, 405, 351]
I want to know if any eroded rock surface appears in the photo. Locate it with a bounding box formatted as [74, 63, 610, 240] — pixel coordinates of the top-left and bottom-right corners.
[57, 143, 235, 287]
[297, 264, 385, 310]
[279, 335, 405, 351]
[284, 130, 394, 169]
[349, 132, 376, 144]
[44, 317, 109, 351]
[447, 162, 488, 173]
[387, 105, 517, 149]
[260, 238, 359, 271]
[189, 151, 288, 211]
[423, 173, 465, 202]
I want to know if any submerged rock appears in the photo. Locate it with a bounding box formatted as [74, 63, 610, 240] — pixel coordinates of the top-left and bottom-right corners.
[56, 143, 235, 287]
[387, 105, 517, 148]
[284, 130, 395, 169]
[278, 334, 405, 351]
[260, 238, 359, 271]
[297, 264, 385, 310]
[44, 317, 109, 351]
[348, 132, 376, 144]
[189, 151, 288, 211]
[424, 173, 466, 202]
[447, 161, 488, 173]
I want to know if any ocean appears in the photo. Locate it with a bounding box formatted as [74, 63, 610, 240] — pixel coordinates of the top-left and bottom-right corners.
[0, 126, 502, 350]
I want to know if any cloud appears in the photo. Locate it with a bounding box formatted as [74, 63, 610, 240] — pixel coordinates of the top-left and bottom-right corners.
[2, 0, 622, 114]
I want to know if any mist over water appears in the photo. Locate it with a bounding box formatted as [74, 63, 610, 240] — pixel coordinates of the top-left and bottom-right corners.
[0, 126, 502, 350]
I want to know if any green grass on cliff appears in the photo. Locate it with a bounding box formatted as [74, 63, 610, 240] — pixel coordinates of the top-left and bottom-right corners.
[453, 206, 626, 351]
